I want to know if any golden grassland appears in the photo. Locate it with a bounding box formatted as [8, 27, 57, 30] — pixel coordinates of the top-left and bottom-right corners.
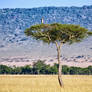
[0, 75, 92, 92]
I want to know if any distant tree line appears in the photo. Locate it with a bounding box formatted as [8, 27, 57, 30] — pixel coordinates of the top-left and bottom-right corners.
[0, 60, 92, 75]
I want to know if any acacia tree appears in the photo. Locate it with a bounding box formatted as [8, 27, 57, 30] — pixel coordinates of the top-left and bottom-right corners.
[24, 23, 92, 87]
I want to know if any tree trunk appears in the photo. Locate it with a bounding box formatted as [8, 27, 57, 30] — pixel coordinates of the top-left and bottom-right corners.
[57, 47, 64, 87]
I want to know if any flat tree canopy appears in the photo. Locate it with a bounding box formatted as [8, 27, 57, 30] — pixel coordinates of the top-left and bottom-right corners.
[25, 23, 92, 44]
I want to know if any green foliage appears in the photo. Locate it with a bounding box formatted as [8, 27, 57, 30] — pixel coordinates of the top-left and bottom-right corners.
[25, 23, 92, 44]
[0, 60, 92, 75]
[62, 65, 70, 74]
[49, 65, 58, 74]
[88, 66, 92, 74]
[0, 65, 12, 74]
[87, 31, 92, 36]
[69, 67, 79, 74]
[33, 60, 47, 74]
[12, 67, 22, 74]
[21, 65, 32, 74]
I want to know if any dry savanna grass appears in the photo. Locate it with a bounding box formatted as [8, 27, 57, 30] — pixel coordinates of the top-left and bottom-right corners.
[0, 75, 92, 92]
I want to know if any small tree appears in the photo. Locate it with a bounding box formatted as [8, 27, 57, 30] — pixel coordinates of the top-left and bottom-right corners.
[33, 60, 46, 74]
[25, 23, 92, 87]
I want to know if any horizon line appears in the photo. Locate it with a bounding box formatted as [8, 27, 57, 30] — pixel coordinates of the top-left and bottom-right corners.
[0, 5, 92, 9]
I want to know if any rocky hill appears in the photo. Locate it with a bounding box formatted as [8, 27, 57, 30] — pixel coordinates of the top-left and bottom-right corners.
[0, 5, 92, 58]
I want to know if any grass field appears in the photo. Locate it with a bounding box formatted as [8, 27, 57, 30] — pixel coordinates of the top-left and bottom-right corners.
[0, 75, 92, 92]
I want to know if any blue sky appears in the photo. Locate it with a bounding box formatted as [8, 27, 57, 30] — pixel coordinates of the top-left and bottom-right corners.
[0, 0, 92, 8]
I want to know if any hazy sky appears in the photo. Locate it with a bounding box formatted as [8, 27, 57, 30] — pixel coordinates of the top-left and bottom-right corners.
[0, 0, 92, 8]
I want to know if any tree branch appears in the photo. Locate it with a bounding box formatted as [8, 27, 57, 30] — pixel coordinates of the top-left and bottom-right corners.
[55, 41, 63, 50]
